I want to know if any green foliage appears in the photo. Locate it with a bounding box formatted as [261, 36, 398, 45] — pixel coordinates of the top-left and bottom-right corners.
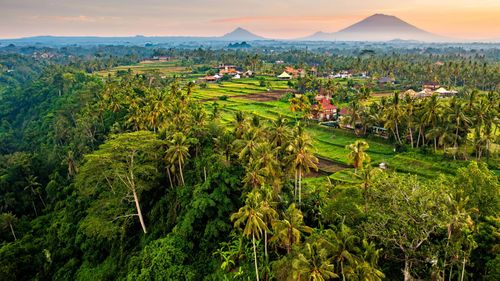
[126, 234, 197, 281]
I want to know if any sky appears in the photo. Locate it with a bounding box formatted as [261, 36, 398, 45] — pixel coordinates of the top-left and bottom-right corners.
[1, 0, 500, 40]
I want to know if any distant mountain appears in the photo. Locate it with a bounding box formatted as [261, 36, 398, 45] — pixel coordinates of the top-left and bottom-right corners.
[0, 28, 265, 46]
[220, 27, 265, 41]
[303, 14, 448, 42]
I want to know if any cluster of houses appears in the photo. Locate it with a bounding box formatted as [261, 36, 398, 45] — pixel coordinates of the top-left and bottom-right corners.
[278, 66, 371, 80]
[403, 82, 458, 98]
[32, 52, 55, 60]
[328, 70, 369, 79]
[201, 64, 254, 82]
[277, 66, 308, 80]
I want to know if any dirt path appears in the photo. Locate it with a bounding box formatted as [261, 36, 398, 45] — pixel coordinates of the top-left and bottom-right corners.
[305, 156, 349, 177]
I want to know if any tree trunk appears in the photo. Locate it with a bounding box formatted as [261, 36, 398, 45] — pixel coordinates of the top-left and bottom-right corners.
[460, 257, 466, 281]
[294, 169, 298, 200]
[264, 230, 268, 259]
[37, 192, 47, 208]
[9, 223, 16, 241]
[298, 166, 302, 205]
[364, 182, 368, 213]
[167, 167, 174, 189]
[340, 258, 346, 281]
[409, 128, 414, 148]
[178, 158, 185, 186]
[31, 200, 38, 216]
[252, 233, 260, 281]
[403, 255, 412, 281]
[395, 121, 402, 144]
[132, 188, 147, 234]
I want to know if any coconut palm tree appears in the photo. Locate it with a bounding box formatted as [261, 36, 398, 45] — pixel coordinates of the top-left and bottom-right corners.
[293, 242, 338, 281]
[355, 164, 382, 213]
[421, 94, 443, 152]
[258, 186, 278, 281]
[184, 81, 196, 96]
[346, 140, 370, 173]
[287, 126, 318, 204]
[448, 98, 471, 158]
[243, 162, 265, 190]
[214, 131, 235, 164]
[348, 240, 385, 281]
[1, 212, 18, 241]
[383, 92, 403, 144]
[165, 132, 191, 186]
[231, 190, 268, 281]
[270, 203, 312, 254]
[324, 225, 359, 281]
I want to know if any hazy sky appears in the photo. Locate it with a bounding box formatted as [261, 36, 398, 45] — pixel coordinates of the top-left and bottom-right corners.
[1, 0, 499, 39]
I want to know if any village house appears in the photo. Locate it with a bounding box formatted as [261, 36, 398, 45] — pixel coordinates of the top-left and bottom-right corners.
[277, 71, 292, 80]
[378, 76, 395, 86]
[332, 70, 353, 79]
[218, 64, 239, 76]
[407, 87, 458, 98]
[422, 81, 440, 91]
[151, 56, 171, 62]
[434, 87, 458, 97]
[311, 95, 337, 121]
[284, 66, 306, 78]
[201, 76, 218, 83]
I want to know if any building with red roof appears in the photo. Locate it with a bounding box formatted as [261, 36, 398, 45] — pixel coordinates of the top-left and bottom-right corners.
[312, 96, 337, 121]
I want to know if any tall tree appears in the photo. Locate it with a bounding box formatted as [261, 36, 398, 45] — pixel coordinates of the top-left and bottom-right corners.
[287, 126, 318, 204]
[346, 140, 370, 173]
[1, 212, 18, 241]
[231, 190, 268, 281]
[77, 131, 161, 234]
[270, 203, 312, 254]
[165, 132, 192, 186]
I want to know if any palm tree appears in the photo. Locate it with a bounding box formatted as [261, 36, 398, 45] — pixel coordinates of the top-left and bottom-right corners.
[348, 240, 385, 281]
[448, 98, 471, 158]
[258, 186, 278, 280]
[355, 164, 382, 213]
[269, 116, 290, 151]
[421, 94, 442, 152]
[214, 131, 235, 164]
[324, 225, 359, 281]
[403, 95, 417, 148]
[231, 190, 268, 281]
[24, 175, 46, 215]
[383, 92, 403, 144]
[293, 242, 338, 281]
[287, 126, 318, 204]
[1, 212, 18, 241]
[242, 162, 265, 190]
[270, 203, 313, 254]
[346, 140, 370, 173]
[184, 81, 196, 96]
[165, 132, 191, 186]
